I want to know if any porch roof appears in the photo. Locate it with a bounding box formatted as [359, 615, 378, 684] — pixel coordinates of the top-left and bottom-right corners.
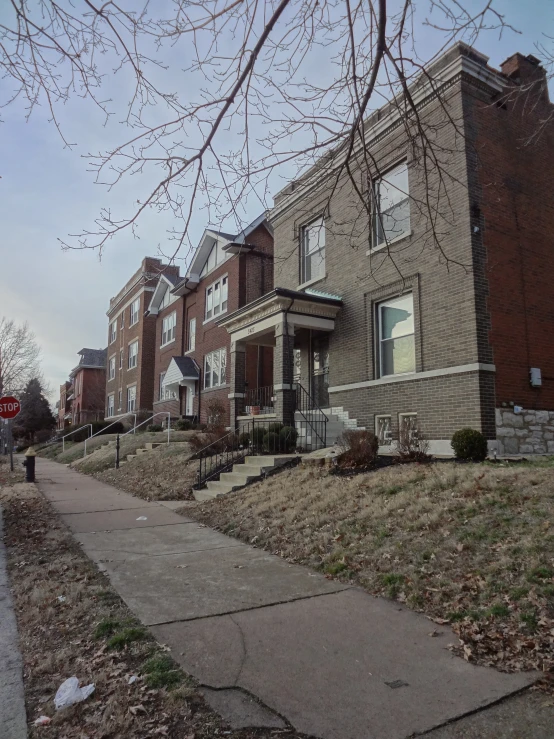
[218, 287, 342, 343]
[164, 356, 200, 386]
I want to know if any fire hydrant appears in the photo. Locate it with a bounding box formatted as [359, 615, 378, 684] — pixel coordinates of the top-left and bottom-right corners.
[22, 447, 36, 483]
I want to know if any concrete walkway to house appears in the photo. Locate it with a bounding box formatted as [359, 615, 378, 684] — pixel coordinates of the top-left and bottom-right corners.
[0, 506, 28, 739]
[36, 458, 539, 739]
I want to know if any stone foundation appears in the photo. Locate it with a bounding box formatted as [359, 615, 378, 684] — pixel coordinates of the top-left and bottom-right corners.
[495, 408, 554, 455]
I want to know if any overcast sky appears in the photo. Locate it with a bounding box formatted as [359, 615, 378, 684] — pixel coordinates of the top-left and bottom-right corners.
[0, 0, 551, 399]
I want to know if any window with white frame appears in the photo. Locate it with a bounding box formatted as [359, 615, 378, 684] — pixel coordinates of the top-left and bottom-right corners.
[372, 161, 410, 247]
[120, 312, 124, 330]
[129, 297, 140, 326]
[108, 356, 116, 380]
[159, 372, 166, 400]
[160, 287, 170, 310]
[161, 311, 177, 346]
[109, 321, 117, 344]
[300, 216, 325, 284]
[399, 413, 418, 443]
[205, 276, 228, 320]
[128, 340, 139, 369]
[118, 389, 122, 410]
[127, 385, 137, 412]
[119, 349, 123, 369]
[204, 348, 227, 389]
[375, 415, 392, 446]
[377, 293, 415, 377]
[188, 317, 196, 352]
[107, 394, 115, 418]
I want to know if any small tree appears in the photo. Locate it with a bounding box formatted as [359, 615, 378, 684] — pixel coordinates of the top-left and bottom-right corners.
[13, 378, 56, 444]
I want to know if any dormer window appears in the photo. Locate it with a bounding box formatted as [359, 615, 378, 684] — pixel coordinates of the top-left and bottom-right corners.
[205, 275, 228, 321]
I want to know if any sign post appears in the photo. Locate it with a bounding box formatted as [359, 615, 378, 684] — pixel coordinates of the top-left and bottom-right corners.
[0, 397, 21, 472]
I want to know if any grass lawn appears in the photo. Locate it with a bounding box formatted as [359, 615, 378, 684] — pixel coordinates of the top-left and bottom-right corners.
[190, 458, 554, 682]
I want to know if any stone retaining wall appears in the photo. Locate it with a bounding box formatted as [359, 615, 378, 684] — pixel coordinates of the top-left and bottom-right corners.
[495, 408, 554, 455]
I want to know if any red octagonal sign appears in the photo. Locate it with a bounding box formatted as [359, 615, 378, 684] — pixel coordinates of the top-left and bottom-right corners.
[0, 396, 21, 420]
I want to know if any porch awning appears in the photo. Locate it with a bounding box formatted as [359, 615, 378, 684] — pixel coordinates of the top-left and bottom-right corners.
[164, 356, 200, 386]
[218, 287, 342, 344]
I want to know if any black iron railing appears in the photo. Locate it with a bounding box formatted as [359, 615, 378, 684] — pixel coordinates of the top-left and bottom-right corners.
[295, 382, 328, 450]
[194, 418, 300, 489]
[244, 385, 274, 415]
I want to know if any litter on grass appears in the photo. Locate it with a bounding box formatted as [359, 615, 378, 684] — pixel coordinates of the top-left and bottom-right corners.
[54, 677, 95, 710]
[34, 716, 51, 726]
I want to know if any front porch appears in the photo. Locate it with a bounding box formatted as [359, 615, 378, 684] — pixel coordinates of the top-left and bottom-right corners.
[219, 288, 343, 446]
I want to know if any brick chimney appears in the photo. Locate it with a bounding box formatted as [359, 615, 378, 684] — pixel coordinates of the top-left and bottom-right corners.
[500, 53, 550, 105]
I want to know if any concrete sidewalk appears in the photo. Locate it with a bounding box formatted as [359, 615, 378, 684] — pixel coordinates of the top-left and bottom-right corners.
[0, 506, 28, 738]
[36, 458, 537, 739]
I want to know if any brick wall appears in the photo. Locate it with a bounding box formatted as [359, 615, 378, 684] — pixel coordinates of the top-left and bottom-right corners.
[465, 55, 554, 411]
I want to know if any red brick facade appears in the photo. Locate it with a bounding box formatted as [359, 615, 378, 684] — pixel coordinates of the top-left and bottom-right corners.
[72, 367, 106, 424]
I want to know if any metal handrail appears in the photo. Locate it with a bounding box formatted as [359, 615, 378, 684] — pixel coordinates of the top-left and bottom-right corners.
[83, 413, 137, 457]
[122, 412, 171, 443]
[194, 428, 247, 488]
[61, 424, 93, 452]
[296, 383, 328, 449]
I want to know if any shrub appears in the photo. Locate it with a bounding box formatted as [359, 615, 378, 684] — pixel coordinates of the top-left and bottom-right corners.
[97, 420, 125, 435]
[239, 432, 251, 448]
[175, 419, 193, 431]
[396, 424, 432, 463]
[451, 428, 488, 461]
[206, 398, 227, 429]
[147, 424, 164, 432]
[337, 430, 379, 468]
[267, 422, 284, 434]
[263, 432, 280, 453]
[251, 425, 267, 449]
[279, 426, 298, 452]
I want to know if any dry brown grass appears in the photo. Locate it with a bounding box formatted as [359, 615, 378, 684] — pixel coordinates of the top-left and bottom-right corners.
[96, 443, 198, 501]
[0, 477, 308, 738]
[191, 459, 554, 680]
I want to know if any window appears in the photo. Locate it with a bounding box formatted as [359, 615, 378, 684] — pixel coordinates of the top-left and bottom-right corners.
[108, 356, 116, 380]
[375, 415, 392, 446]
[127, 385, 137, 412]
[118, 389, 122, 410]
[109, 321, 117, 344]
[372, 161, 410, 247]
[204, 348, 227, 389]
[119, 349, 123, 369]
[188, 317, 196, 352]
[107, 394, 115, 418]
[301, 216, 325, 284]
[159, 372, 166, 401]
[160, 287, 170, 310]
[129, 297, 140, 326]
[399, 413, 418, 443]
[128, 340, 139, 369]
[377, 293, 415, 377]
[120, 312, 124, 330]
[205, 276, 228, 320]
[161, 311, 177, 345]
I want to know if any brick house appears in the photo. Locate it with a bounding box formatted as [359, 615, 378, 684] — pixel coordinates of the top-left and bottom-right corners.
[57, 381, 72, 430]
[70, 348, 107, 425]
[220, 43, 554, 455]
[105, 257, 180, 422]
[150, 214, 274, 425]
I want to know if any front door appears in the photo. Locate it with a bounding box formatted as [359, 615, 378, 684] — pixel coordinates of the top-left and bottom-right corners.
[311, 335, 330, 408]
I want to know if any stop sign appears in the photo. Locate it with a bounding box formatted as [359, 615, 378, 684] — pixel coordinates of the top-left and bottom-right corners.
[0, 396, 21, 420]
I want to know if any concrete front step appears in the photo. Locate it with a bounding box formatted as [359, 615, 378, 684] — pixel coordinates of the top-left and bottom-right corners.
[194, 454, 299, 500]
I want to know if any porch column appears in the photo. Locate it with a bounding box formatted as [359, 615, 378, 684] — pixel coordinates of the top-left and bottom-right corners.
[273, 321, 296, 427]
[229, 340, 246, 430]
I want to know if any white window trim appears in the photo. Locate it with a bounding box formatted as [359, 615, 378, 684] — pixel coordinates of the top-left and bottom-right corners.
[160, 310, 177, 348]
[126, 384, 137, 412]
[109, 321, 117, 344]
[108, 355, 116, 381]
[129, 297, 140, 327]
[371, 160, 410, 250]
[119, 349, 123, 370]
[188, 317, 196, 353]
[107, 394, 115, 418]
[300, 216, 326, 285]
[375, 415, 392, 446]
[203, 347, 227, 389]
[377, 293, 415, 379]
[297, 274, 327, 292]
[204, 274, 228, 324]
[128, 340, 139, 370]
[399, 412, 418, 442]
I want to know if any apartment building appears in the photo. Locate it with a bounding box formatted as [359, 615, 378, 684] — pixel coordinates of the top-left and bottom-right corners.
[105, 257, 180, 420]
[150, 214, 274, 425]
[57, 381, 71, 430]
[56, 348, 107, 429]
[220, 43, 554, 455]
